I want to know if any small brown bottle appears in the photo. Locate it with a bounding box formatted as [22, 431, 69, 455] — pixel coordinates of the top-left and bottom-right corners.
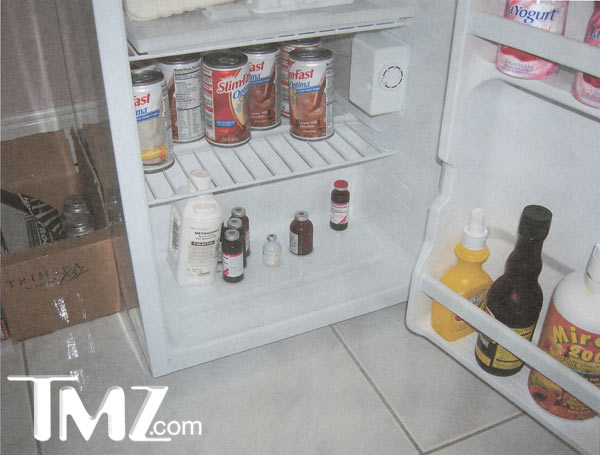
[222, 229, 244, 283]
[330, 179, 349, 231]
[227, 217, 246, 267]
[231, 206, 250, 256]
[290, 210, 313, 255]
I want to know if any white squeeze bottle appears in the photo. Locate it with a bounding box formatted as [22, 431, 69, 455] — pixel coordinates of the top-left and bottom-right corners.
[528, 243, 600, 420]
[167, 169, 223, 287]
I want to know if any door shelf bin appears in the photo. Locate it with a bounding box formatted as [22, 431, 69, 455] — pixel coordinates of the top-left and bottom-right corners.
[145, 116, 395, 207]
[410, 273, 600, 455]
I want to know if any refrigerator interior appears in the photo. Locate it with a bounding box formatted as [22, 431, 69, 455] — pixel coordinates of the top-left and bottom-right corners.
[92, 0, 453, 377]
[406, 1, 600, 454]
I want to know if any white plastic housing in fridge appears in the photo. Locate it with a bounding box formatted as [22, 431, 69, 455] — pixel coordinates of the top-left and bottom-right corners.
[406, 1, 600, 454]
[91, 0, 599, 453]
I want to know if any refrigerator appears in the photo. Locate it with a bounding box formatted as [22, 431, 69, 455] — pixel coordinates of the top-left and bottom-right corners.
[87, 0, 599, 453]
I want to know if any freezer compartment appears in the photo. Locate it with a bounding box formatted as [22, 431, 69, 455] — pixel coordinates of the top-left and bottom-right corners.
[149, 165, 418, 371]
[407, 1, 600, 453]
[125, 0, 415, 58]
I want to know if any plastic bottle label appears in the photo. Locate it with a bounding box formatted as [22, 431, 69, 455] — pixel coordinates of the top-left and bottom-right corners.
[529, 300, 600, 420]
[170, 210, 181, 255]
[263, 249, 277, 266]
[185, 226, 219, 277]
[330, 200, 349, 225]
[223, 251, 243, 278]
[475, 322, 534, 371]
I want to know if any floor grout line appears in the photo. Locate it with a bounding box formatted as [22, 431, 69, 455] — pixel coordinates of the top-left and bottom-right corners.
[21, 342, 43, 455]
[330, 325, 424, 455]
[421, 413, 523, 455]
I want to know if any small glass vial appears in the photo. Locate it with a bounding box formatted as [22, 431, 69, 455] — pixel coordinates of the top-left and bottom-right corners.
[222, 229, 244, 283]
[231, 206, 250, 257]
[263, 234, 282, 266]
[62, 194, 95, 238]
[227, 217, 247, 267]
[330, 179, 349, 231]
[290, 210, 313, 255]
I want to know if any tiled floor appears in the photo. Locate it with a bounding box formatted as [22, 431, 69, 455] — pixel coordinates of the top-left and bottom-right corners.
[1, 304, 580, 455]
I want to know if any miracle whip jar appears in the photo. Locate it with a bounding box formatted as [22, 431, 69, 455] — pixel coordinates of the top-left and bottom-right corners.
[241, 43, 281, 130]
[572, 4, 600, 109]
[496, 0, 568, 80]
[202, 51, 251, 147]
[280, 38, 321, 117]
[132, 70, 174, 173]
[288, 47, 334, 141]
[156, 53, 205, 143]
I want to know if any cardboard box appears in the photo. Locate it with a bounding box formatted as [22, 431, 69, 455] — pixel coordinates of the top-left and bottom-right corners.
[1, 129, 122, 341]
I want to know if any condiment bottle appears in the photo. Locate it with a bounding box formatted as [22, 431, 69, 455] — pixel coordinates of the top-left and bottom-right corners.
[263, 234, 282, 266]
[227, 217, 247, 267]
[475, 205, 552, 376]
[222, 229, 244, 283]
[431, 208, 493, 341]
[528, 243, 600, 420]
[231, 206, 250, 256]
[330, 179, 349, 231]
[290, 210, 313, 255]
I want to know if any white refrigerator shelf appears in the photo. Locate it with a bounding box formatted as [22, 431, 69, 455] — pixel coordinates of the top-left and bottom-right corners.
[126, 0, 414, 58]
[145, 116, 395, 207]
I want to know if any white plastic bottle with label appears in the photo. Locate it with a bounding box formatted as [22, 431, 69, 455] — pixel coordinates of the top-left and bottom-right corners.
[167, 169, 223, 287]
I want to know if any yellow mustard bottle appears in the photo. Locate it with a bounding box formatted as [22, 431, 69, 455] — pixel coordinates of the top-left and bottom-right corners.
[431, 208, 493, 342]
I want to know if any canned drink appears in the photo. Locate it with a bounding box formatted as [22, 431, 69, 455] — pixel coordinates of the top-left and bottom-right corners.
[156, 53, 205, 142]
[202, 51, 251, 147]
[132, 70, 174, 172]
[280, 38, 321, 117]
[288, 47, 334, 141]
[130, 59, 157, 74]
[240, 44, 281, 130]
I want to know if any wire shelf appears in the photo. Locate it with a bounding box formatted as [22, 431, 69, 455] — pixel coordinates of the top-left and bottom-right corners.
[144, 117, 395, 207]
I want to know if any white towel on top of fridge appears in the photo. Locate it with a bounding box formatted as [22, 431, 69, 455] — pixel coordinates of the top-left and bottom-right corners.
[124, 0, 236, 21]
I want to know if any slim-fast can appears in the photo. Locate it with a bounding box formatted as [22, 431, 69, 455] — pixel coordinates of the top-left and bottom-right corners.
[288, 47, 334, 141]
[202, 51, 251, 147]
[132, 70, 174, 173]
[280, 38, 321, 117]
[240, 44, 281, 130]
[157, 53, 204, 142]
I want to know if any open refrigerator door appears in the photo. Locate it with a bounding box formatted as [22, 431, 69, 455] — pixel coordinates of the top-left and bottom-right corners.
[406, 1, 600, 454]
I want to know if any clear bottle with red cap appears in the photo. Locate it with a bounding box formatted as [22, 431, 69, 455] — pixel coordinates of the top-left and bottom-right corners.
[330, 179, 349, 231]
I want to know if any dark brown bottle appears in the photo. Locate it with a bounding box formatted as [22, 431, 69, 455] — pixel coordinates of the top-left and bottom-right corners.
[289, 210, 313, 255]
[330, 179, 349, 231]
[475, 205, 552, 377]
[227, 217, 246, 267]
[231, 206, 250, 256]
[222, 229, 244, 283]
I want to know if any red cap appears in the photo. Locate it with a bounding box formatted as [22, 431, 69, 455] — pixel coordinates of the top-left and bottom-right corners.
[334, 179, 348, 189]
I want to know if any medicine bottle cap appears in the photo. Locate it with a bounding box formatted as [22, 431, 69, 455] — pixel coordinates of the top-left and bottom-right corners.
[461, 208, 489, 251]
[231, 207, 246, 217]
[227, 217, 243, 229]
[189, 169, 211, 191]
[334, 180, 348, 189]
[267, 234, 277, 242]
[518, 205, 552, 241]
[224, 229, 240, 242]
[294, 210, 309, 222]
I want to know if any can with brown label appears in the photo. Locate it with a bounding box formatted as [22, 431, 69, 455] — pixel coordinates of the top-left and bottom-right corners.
[202, 51, 251, 147]
[280, 38, 321, 117]
[288, 47, 334, 141]
[157, 53, 204, 143]
[132, 70, 174, 173]
[241, 44, 281, 130]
